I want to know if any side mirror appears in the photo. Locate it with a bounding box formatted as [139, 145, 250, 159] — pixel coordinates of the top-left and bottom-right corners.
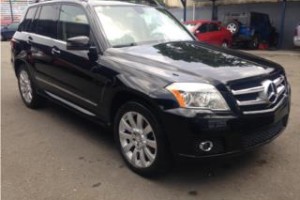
[67, 36, 90, 50]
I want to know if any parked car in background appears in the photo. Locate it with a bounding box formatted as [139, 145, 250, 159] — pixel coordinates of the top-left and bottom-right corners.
[1, 22, 19, 41]
[294, 23, 300, 47]
[224, 12, 278, 49]
[184, 20, 232, 48]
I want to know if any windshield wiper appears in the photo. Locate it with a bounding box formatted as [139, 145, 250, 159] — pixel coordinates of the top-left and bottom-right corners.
[113, 43, 137, 48]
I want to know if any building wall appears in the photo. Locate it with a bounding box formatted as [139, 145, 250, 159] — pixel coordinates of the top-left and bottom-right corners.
[169, 1, 300, 48]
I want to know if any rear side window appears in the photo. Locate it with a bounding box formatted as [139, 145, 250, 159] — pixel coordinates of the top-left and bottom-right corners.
[35, 5, 59, 38]
[19, 7, 37, 32]
[57, 5, 90, 41]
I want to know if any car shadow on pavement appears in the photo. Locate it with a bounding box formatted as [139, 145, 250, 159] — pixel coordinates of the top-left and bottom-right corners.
[44, 101, 267, 182]
[44, 101, 116, 149]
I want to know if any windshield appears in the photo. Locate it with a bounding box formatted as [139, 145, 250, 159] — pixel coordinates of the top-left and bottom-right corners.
[94, 5, 193, 47]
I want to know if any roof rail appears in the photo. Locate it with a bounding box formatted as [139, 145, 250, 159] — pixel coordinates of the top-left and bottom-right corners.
[93, 0, 163, 7]
[33, 0, 164, 7]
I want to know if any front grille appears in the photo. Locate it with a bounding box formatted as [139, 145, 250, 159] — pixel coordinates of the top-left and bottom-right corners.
[242, 121, 284, 148]
[230, 73, 288, 115]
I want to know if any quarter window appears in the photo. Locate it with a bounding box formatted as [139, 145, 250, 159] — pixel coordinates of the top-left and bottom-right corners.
[58, 5, 90, 41]
[35, 5, 59, 38]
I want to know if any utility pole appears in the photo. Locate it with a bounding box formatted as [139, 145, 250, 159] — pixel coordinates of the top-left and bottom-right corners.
[9, 0, 14, 22]
[279, 0, 287, 48]
[180, 0, 187, 21]
[211, 0, 217, 21]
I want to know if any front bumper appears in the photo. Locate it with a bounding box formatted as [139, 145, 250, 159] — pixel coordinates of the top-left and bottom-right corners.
[160, 95, 290, 159]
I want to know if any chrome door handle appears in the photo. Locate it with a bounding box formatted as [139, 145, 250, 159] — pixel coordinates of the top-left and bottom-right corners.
[51, 48, 60, 55]
[27, 36, 33, 45]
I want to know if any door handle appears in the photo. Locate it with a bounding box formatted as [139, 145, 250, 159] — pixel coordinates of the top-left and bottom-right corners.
[27, 36, 33, 45]
[51, 48, 61, 55]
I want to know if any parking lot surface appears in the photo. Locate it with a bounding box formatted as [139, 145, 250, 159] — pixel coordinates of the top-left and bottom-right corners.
[1, 41, 300, 200]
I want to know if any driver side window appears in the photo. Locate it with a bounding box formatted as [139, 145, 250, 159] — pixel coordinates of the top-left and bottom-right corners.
[58, 5, 90, 41]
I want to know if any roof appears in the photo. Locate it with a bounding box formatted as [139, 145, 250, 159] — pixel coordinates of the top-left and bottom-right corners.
[184, 20, 221, 24]
[33, 0, 161, 7]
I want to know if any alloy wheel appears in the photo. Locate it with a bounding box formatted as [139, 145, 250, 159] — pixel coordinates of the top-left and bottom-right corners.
[227, 23, 237, 34]
[19, 70, 33, 104]
[119, 111, 157, 168]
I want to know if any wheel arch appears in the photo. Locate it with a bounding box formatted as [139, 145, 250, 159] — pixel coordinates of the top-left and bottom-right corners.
[109, 89, 162, 125]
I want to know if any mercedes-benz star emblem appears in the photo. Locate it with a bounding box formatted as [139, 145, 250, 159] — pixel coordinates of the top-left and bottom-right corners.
[262, 80, 278, 104]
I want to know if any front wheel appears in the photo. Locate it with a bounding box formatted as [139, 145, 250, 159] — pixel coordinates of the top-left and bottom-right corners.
[114, 102, 170, 177]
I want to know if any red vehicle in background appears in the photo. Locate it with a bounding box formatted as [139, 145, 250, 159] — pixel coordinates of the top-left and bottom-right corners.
[184, 20, 232, 48]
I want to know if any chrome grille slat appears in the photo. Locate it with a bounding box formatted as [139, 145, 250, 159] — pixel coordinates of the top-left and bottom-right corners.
[243, 95, 287, 115]
[231, 86, 264, 95]
[237, 99, 266, 106]
[277, 85, 285, 96]
[274, 76, 284, 86]
[230, 74, 287, 115]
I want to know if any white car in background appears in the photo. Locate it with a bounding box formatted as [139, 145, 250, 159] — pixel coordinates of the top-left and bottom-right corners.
[294, 23, 300, 47]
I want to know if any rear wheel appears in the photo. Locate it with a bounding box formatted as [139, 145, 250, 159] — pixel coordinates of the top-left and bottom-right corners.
[114, 102, 170, 177]
[17, 65, 45, 108]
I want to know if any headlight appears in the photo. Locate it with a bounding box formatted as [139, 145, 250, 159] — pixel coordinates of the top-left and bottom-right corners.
[166, 83, 229, 110]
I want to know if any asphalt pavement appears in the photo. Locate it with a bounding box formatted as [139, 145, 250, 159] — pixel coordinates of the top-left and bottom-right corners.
[1, 41, 300, 200]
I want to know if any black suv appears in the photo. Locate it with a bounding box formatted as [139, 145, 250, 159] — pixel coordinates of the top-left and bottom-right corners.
[11, 0, 290, 176]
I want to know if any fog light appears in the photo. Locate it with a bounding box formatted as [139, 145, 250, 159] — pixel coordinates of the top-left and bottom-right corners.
[199, 141, 214, 152]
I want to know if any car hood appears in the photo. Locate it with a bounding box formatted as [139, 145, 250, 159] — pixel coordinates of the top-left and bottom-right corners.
[105, 41, 282, 85]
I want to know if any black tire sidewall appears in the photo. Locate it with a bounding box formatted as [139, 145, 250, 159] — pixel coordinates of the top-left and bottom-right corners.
[114, 101, 170, 177]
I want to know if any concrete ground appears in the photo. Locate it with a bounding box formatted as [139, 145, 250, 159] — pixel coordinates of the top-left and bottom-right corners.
[1, 41, 300, 200]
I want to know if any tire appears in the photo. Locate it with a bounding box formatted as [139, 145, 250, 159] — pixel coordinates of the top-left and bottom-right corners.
[226, 21, 240, 35]
[114, 101, 171, 177]
[17, 65, 45, 109]
[248, 34, 259, 49]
